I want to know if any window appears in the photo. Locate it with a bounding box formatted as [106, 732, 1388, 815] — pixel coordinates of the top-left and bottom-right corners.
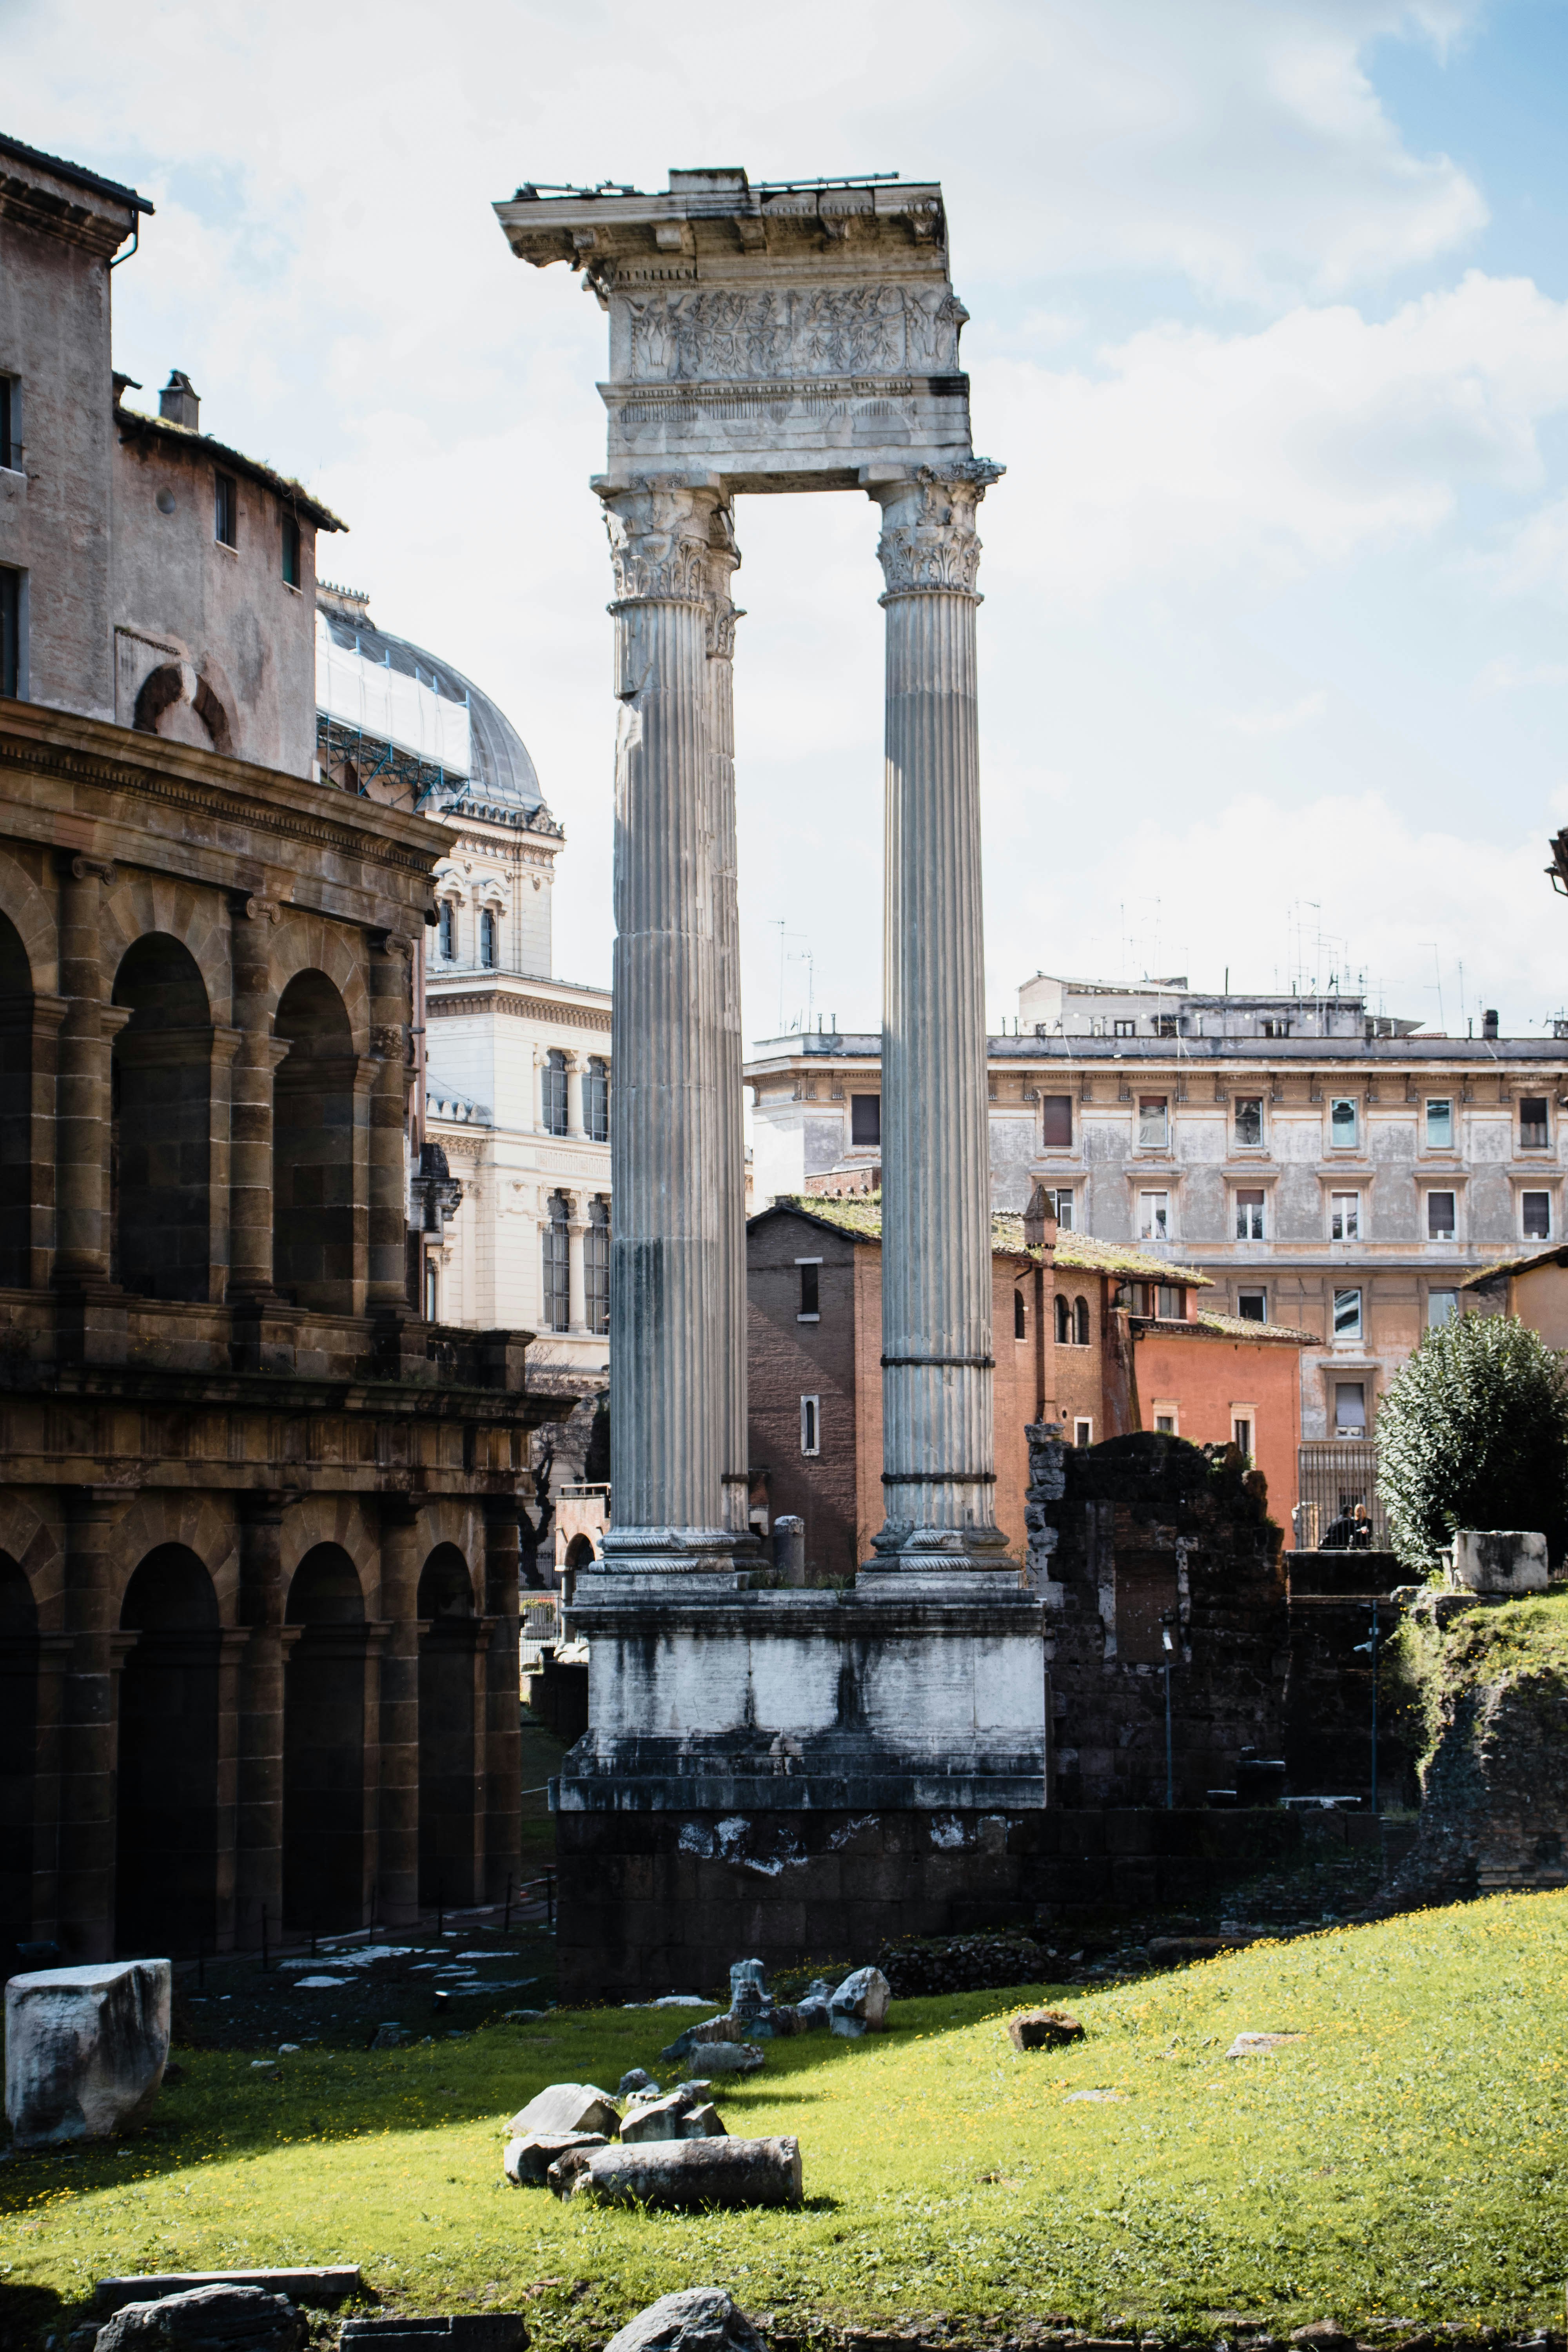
[542, 1194, 570, 1332]
[1055, 1294, 1071, 1343]
[542, 1049, 568, 1136]
[0, 566, 19, 700]
[851, 1093, 881, 1146]
[479, 908, 497, 968]
[1238, 1289, 1267, 1323]
[1114, 1018, 1136, 1038]
[281, 512, 301, 588]
[1425, 1098, 1453, 1150]
[1426, 1190, 1456, 1241]
[437, 901, 455, 960]
[1074, 1296, 1090, 1346]
[1232, 1417, 1253, 1458]
[1154, 1414, 1176, 1435]
[1073, 1418, 1094, 1448]
[1138, 1095, 1169, 1148]
[214, 470, 237, 548]
[585, 1196, 610, 1336]
[1428, 1288, 1457, 1330]
[1236, 1189, 1265, 1241]
[1048, 1185, 1074, 1230]
[1263, 1018, 1292, 1039]
[1333, 1287, 1363, 1341]
[1040, 1094, 1073, 1147]
[0, 376, 15, 471]
[586, 1056, 610, 1143]
[798, 1260, 820, 1319]
[1330, 1191, 1359, 1242]
[1523, 1191, 1552, 1241]
[423, 1256, 437, 1322]
[1521, 1096, 1550, 1150]
[800, 1395, 820, 1457]
[1234, 1096, 1263, 1148]
[1140, 1191, 1170, 1241]
[1155, 1014, 1178, 1038]
[1334, 1380, 1367, 1434]
[1330, 1097, 1358, 1149]
[1156, 1283, 1184, 1320]
[1013, 1289, 1027, 1339]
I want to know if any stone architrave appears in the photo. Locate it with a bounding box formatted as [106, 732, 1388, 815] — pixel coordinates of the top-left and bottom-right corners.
[5, 1958, 171, 2146]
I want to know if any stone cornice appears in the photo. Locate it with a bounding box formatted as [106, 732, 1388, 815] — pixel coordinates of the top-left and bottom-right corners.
[428, 988, 612, 1033]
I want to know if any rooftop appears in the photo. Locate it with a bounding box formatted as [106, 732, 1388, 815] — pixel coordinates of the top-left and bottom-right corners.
[0, 129, 153, 215]
[114, 403, 345, 533]
[757, 1195, 1216, 1289]
[1459, 1243, 1568, 1290]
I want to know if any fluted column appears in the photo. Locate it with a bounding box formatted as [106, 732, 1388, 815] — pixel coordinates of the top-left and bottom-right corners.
[704, 508, 753, 1546]
[866, 463, 1011, 1576]
[598, 479, 733, 1570]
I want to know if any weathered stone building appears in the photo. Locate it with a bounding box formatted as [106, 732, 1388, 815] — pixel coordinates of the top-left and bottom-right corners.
[0, 130, 564, 1964]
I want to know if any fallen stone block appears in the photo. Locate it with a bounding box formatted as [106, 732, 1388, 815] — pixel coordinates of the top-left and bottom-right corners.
[828, 1966, 890, 2038]
[7, 1961, 171, 2149]
[603, 2287, 766, 2352]
[93, 2274, 361, 2320]
[96, 2287, 304, 2352]
[1006, 2008, 1085, 2053]
[620, 2090, 726, 2144]
[656, 2016, 733, 2062]
[502, 2130, 608, 2185]
[341, 2317, 527, 2352]
[618, 2068, 657, 2096]
[679, 2041, 762, 2077]
[368, 2024, 405, 2052]
[1449, 1528, 1548, 1595]
[550, 2135, 802, 2210]
[504, 2081, 619, 2138]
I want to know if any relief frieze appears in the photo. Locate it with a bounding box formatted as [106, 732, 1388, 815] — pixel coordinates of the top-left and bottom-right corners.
[621, 283, 968, 384]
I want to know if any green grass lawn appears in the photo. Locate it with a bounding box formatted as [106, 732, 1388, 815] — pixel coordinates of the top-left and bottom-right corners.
[7, 1891, 1568, 2344]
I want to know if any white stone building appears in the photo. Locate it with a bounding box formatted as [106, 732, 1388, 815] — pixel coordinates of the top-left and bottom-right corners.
[314, 585, 611, 1372]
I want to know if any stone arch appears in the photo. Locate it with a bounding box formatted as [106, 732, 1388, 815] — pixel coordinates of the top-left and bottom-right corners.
[416, 1541, 482, 1908]
[116, 1544, 220, 1957]
[0, 850, 58, 999]
[109, 1492, 238, 1625]
[0, 1549, 38, 1955]
[100, 873, 230, 1009]
[283, 1541, 369, 1931]
[267, 918, 370, 1053]
[111, 933, 213, 1301]
[564, 1531, 596, 1568]
[273, 969, 359, 1315]
[132, 661, 234, 756]
[280, 1497, 381, 1619]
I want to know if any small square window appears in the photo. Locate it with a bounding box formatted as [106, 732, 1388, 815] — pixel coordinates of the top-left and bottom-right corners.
[1523, 1191, 1552, 1241]
[1139, 1190, 1170, 1241]
[1426, 1190, 1456, 1241]
[281, 512, 301, 587]
[1428, 1289, 1457, 1329]
[1235, 1188, 1264, 1241]
[1232, 1416, 1253, 1458]
[1040, 1094, 1073, 1147]
[1330, 1097, 1359, 1148]
[1425, 1098, 1453, 1149]
[1521, 1097, 1550, 1150]
[0, 565, 20, 700]
[1114, 1018, 1136, 1038]
[1330, 1191, 1359, 1242]
[1073, 1418, 1094, 1448]
[1333, 1287, 1363, 1341]
[800, 1395, 820, 1457]
[1238, 1289, 1266, 1323]
[1154, 1412, 1176, 1434]
[1234, 1096, 1263, 1147]
[1334, 1379, 1366, 1432]
[214, 470, 238, 548]
[1138, 1095, 1169, 1149]
[798, 1262, 820, 1318]
[850, 1093, 880, 1146]
[1263, 1018, 1292, 1039]
[1155, 1014, 1178, 1038]
[1049, 1186, 1073, 1230]
[0, 375, 15, 472]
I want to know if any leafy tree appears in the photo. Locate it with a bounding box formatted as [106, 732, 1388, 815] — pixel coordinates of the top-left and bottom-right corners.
[1376, 1312, 1568, 1569]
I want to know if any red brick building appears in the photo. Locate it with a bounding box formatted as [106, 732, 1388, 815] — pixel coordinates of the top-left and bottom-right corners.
[747, 1196, 1307, 1575]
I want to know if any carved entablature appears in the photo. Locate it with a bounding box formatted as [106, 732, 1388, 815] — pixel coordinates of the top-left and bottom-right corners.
[495, 169, 983, 493]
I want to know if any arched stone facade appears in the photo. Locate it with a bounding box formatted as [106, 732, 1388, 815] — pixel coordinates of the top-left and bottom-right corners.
[0, 702, 568, 1960]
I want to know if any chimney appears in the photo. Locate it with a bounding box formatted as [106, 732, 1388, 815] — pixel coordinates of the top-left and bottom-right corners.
[159, 370, 200, 431]
[1483, 1007, 1499, 1041]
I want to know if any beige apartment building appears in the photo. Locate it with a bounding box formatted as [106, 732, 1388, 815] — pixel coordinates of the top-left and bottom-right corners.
[746, 974, 1568, 1447]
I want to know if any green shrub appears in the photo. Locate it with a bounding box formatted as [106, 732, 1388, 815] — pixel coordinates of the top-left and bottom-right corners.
[1376, 1312, 1568, 1570]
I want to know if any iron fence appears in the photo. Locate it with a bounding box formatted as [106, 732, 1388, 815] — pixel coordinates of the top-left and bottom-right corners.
[1294, 1440, 1389, 1550]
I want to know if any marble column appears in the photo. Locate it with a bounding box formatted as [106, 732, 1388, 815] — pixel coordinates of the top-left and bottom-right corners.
[703, 506, 753, 1548]
[866, 463, 1012, 1576]
[598, 479, 733, 1570]
[566, 1209, 588, 1336]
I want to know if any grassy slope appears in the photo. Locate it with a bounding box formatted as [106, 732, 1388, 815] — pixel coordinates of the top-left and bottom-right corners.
[7, 1893, 1568, 2342]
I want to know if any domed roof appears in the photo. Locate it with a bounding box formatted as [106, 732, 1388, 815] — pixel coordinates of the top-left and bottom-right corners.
[316, 590, 549, 819]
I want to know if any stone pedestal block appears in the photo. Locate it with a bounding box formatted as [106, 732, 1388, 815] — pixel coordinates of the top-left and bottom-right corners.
[5, 1957, 170, 2146]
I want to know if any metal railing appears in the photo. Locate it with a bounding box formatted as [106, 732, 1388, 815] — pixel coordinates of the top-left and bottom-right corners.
[1294, 1441, 1388, 1550]
[521, 1596, 563, 1644]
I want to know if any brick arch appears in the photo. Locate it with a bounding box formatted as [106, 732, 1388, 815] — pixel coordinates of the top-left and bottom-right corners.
[108, 1493, 239, 1622]
[101, 875, 230, 1007]
[0, 1493, 64, 1626]
[0, 851, 57, 998]
[267, 918, 370, 1055]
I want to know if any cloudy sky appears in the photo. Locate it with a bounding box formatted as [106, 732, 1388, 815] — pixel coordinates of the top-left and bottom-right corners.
[12, 0, 1568, 1041]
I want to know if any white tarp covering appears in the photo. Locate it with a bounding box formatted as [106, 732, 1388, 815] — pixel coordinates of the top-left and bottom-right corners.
[315, 611, 471, 775]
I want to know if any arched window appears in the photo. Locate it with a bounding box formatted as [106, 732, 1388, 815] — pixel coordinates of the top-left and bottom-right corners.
[116, 1544, 220, 1957]
[283, 1544, 367, 1933]
[112, 934, 212, 1301]
[1074, 1296, 1091, 1347]
[542, 1049, 569, 1136]
[479, 908, 497, 968]
[437, 902, 455, 960]
[1014, 1289, 1027, 1339]
[273, 969, 357, 1314]
[1055, 1294, 1071, 1344]
[542, 1191, 570, 1330]
[586, 1056, 610, 1143]
[586, 1195, 610, 1336]
[416, 1544, 478, 1907]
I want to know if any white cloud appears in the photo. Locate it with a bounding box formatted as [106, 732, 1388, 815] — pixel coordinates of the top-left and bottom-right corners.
[1474, 655, 1568, 695]
[1220, 690, 1328, 735]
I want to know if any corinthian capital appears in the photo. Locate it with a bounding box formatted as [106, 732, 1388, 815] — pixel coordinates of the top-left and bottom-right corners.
[601, 478, 717, 605]
[872, 459, 1005, 601]
[703, 501, 745, 661]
